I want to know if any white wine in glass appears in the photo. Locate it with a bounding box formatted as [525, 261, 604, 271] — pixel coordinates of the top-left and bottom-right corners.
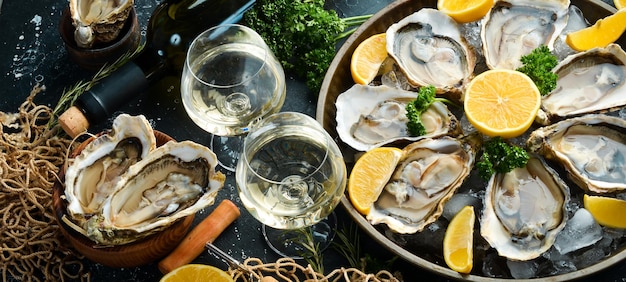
[181, 24, 285, 170]
[236, 112, 347, 257]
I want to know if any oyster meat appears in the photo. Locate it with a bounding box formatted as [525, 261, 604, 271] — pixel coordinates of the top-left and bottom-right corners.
[64, 114, 156, 218]
[537, 44, 626, 125]
[335, 84, 461, 152]
[386, 8, 476, 99]
[70, 0, 134, 48]
[481, 0, 570, 70]
[527, 114, 626, 194]
[63, 114, 225, 245]
[367, 134, 480, 234]
[481, 156, 570, 261]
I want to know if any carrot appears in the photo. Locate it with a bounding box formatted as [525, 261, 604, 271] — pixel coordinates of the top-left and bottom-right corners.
[158, 199, 240, 274]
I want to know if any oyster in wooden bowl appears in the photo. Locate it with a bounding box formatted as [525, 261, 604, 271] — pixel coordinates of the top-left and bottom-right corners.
[53, 114, 226, 267]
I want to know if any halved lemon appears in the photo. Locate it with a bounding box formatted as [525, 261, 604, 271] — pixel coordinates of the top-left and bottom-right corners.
[348, 147, 403, 215]
[160, 264, 233, 282]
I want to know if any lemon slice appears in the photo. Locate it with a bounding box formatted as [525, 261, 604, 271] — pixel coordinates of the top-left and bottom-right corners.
[565, 9, 626, 51]
[348, 147, 403, 215]
[350, 33, 388, 85]
[583, 194, 626, 229]
[437, 0, 495, 23]
[443, 205, 475, 273]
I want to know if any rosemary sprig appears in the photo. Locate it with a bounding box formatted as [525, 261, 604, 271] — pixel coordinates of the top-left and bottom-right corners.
[47, 43, 145, 132]
[292, 227, 324, 274]
[332, 222, 398, 274]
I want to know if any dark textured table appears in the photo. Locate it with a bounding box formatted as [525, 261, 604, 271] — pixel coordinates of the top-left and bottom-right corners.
[1, 0, 625, 281]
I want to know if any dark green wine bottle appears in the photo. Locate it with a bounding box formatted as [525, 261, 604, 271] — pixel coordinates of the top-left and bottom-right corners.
[59, 0, 255, 137]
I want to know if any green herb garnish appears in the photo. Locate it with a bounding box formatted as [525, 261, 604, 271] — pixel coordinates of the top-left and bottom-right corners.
[242, 0, 371, 92]
[476, 136, 530, 180]
[406, 85, 454, 136]
[516, 45, 558, 96]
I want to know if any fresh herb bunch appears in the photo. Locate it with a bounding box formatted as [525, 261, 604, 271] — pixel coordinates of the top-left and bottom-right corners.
[406, 85, 454, 136]
[476, 136, 530, 180]
[242, 0, 371, 92]
[516, 45, 559, 96]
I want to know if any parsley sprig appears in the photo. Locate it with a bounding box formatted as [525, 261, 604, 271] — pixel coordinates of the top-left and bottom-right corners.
[516, 45, 558, 96]
[242, 0, 371, 92]
[476, 137, 530, 180]
[406, 85, 454, 136]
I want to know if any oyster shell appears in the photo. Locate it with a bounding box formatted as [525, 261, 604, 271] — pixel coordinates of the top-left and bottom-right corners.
[527, 114, 626, 194]
[335, 84, 461, 152]
[481, 156, 569, 261]
[87, 141, 225, 245]
[64, 114, 156, 218]
[537, 44, 626, 125]
[367, 134, 481, 234]
[386, 8, 476, 99]
[481, 0, 570, 70]
[63, 114, 225, 245]
[69, 0, 134, 48]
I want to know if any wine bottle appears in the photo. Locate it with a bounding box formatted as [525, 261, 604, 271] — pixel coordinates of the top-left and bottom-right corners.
[59, 0, 256, 138]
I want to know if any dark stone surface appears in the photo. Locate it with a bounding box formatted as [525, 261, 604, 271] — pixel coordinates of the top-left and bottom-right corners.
[0, 0, 624, 281]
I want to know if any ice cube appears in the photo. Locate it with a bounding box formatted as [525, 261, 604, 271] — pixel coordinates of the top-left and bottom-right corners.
[553, 208, 603, 254]
[506, 260, 539, 279]
[441, 193, 481, 221]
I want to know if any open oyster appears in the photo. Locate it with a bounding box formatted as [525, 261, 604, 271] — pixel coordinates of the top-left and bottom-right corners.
[70, 0, 134, 48]
[481, 0, 570, 70]
[537, 44, 626, 125]
[481, 156, 570, 261]
[386, 8, 476, 100]
[335, 84, 461, 152]
[367, 134, 481, 234]
[527, 114, 626, 194]
[63, 114, 225, 245]
[64, 114, 156, 218]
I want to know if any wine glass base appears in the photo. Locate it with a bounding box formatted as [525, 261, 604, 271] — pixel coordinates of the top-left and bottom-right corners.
[210, 134, 244, 172]
[262, 212, 337, 259]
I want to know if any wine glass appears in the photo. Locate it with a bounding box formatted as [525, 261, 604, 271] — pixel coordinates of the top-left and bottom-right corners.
[236, 112, 347, 258]
[181, 24, 286, 171]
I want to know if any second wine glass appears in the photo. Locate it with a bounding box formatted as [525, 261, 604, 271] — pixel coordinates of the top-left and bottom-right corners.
[236, 112, 347, 258]
[181, 24, 286, 171]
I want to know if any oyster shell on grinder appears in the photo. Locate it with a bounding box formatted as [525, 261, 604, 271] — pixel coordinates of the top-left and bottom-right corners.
[481, 0, 570, 70]
[335, 84, 462, 152]
[367, 134, 481, 234]
[527, 114, 626, 194]
[70, 0, 134, 48]
[386, 8, 476, 100]
[537, 44, 626, 125]
[481, 156, 570, 261]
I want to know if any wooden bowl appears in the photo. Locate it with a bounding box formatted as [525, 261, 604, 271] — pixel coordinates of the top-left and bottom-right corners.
[317, 0, 626, 281]
[53, 130, 194, 268]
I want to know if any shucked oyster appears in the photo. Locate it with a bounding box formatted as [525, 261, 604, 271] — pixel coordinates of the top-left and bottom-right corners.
[386, 9, 476, 100]
[70, 0, 134, 48]
[367, 134, 481, 234]
[63, 114, 225, 245]
[527, 114, 626, 194]
[335, 84, 461, 152]
[537, 44, 626, 125]
[481, 156, 570, 261]
[64, 114, 156, 218]
[481, 0, 570, 70]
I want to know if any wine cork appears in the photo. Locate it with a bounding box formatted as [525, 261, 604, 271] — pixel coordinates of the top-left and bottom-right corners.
[158, 200, 240, 274]
[58, 106, 89, 138]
